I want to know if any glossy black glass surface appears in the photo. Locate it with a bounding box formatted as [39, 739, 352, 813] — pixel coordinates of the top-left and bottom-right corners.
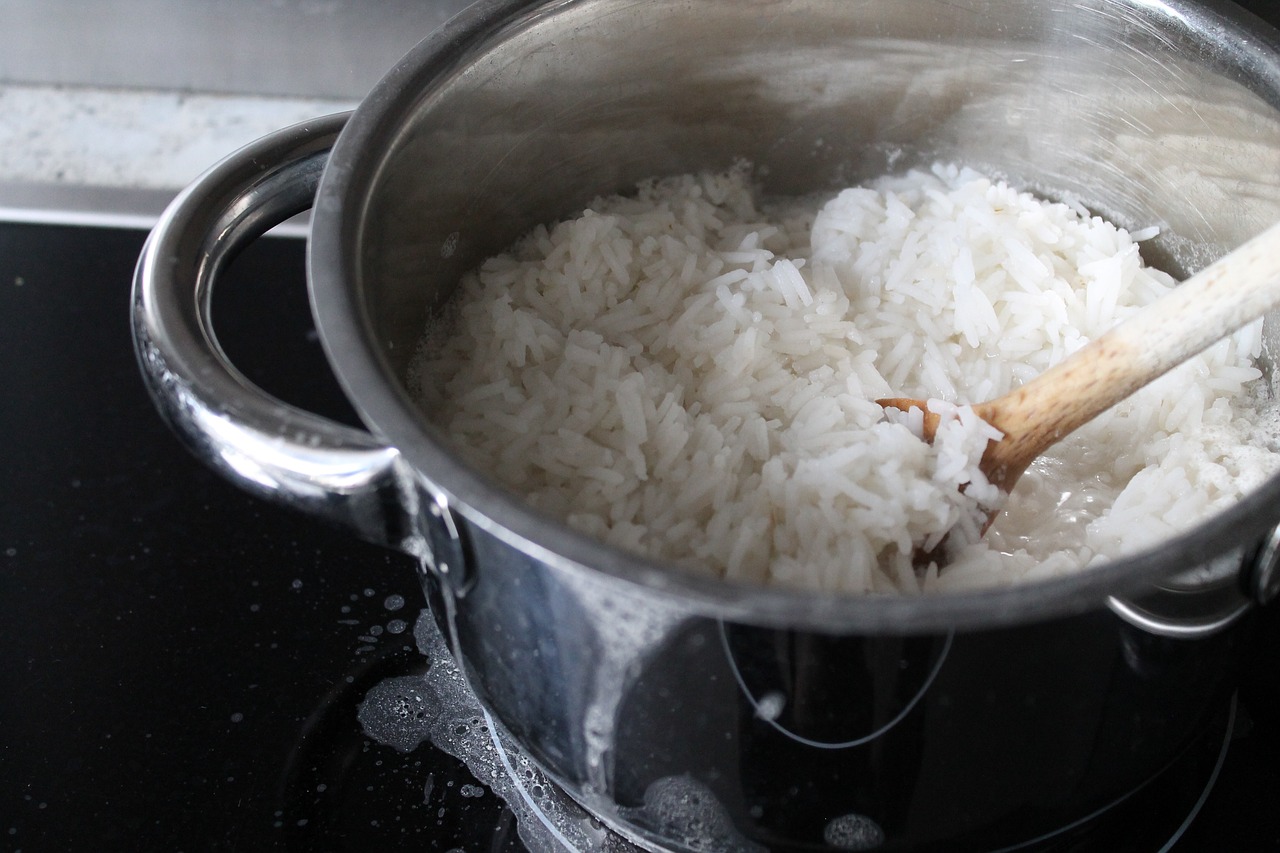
[6, 0, 1280, 828]
[1, 214, 1278, 853]
[0, 223, 521, 850]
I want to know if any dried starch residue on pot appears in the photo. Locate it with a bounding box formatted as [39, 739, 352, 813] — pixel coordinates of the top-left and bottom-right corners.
[409, 163, 1280, 593]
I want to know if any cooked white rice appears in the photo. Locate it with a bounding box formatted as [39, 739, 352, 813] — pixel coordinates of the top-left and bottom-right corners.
[409, 163, 1280, 594]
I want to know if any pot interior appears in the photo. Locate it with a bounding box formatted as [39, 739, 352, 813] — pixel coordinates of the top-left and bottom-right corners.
[357, 0, 1280, 373]
[320, 0, 1280, 615]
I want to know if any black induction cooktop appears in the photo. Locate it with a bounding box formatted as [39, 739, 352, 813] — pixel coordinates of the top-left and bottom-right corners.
[1, 216, 1278, 853]
[0, 223, 514, 851]
[7, 1, 1280, 843]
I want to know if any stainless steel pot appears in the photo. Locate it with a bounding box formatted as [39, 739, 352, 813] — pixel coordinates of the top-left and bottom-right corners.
[133, 0, 1280, 849]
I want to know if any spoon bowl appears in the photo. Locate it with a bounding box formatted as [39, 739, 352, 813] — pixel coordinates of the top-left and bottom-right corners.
[879, 219, 1280, 538]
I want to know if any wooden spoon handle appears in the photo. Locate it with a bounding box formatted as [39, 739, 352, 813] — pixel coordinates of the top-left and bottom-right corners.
[986, 220, 1280, 469]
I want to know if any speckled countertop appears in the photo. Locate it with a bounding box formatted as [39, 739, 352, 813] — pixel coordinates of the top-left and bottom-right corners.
[0, 83, 354, 226]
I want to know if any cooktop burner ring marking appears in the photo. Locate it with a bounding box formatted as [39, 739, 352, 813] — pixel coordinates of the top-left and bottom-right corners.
[985, 691, 1236, 853]
[1154, 691, 1235, 853]
[718, 622, 955, 749]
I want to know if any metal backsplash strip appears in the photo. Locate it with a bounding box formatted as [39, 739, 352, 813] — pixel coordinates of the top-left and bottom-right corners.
[0, 0, 470, 225]
[0, 0, 474, 100]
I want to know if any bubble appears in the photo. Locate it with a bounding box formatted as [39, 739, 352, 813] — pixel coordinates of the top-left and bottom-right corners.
[823, 813, 885, 850]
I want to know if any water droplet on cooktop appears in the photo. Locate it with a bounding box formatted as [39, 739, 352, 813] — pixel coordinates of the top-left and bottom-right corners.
[618, 775, 764, 853]
[357, 677, 437, 754]
[823, 813, 885, 850]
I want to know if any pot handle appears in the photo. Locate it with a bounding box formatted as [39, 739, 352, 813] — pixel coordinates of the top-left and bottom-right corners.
[131, 111, 424, 556]
[1105, 546, 1254, 639]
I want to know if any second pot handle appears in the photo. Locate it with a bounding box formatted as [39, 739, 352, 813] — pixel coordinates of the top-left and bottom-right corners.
[131, 112, 424, 555]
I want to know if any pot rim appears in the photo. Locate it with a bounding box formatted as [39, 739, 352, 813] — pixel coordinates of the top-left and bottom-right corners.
[308, 0, 1280, 633]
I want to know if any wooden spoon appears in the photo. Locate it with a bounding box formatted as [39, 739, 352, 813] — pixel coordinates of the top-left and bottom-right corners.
[878, 220, 1280, 532]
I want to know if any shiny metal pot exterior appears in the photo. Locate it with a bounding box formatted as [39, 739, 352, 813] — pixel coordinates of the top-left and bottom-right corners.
[133, 1, 1280, 849]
